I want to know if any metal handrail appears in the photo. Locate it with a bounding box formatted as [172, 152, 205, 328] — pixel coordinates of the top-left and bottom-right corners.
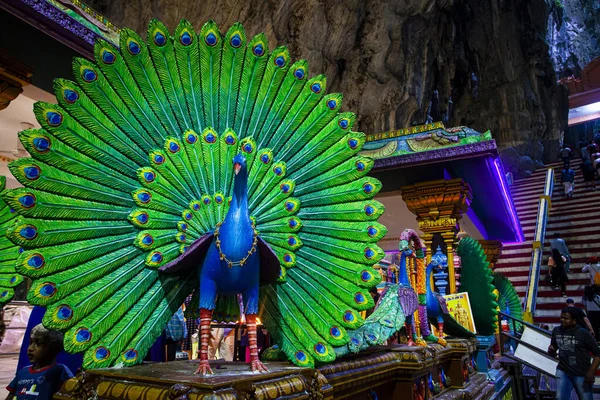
[523, 168, 554, 322]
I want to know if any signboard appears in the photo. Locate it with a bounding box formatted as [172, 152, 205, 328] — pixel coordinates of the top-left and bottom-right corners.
[443, 292, 477, 333]
[513, 326, 558, 376]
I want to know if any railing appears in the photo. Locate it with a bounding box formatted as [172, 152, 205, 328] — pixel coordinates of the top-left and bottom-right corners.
[522, 168, 554, 322]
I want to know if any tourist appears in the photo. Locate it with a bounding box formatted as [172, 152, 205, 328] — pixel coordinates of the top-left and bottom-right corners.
[583, 286, 600, 338]
[582, 257, 600, 286]
[581, 158, 596, 190]
[565, 298, 595, 335]
[7, 324, 73, 400]
[549, 248, 568, 297]
[548, 308, 600, 400]
[580, 139, 589, 160]
[588, 141, 599, 157]
[551, 233, 571, 273]
[559, 144, 573, 169]
[561, 166, 575, 199]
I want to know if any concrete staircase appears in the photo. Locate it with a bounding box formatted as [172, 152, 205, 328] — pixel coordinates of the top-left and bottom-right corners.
[495, 158, 599, 327]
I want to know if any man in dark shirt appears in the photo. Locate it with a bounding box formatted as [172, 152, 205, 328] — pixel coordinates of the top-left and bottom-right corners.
[549, 308, 600, 399]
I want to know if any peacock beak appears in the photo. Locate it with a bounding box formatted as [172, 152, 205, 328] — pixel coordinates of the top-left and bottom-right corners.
[234, 163, 241, 175]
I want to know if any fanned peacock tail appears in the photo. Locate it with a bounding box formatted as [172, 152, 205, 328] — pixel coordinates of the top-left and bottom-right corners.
[492, 272, 523, 332]
[0, 176, 23, 305]
[456, 237, 498, 336]
[4, 19, 385, 369]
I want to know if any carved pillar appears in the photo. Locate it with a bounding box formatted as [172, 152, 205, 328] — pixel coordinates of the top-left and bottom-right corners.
[401, 179, 473, 294]
[477, 240, 503, 269]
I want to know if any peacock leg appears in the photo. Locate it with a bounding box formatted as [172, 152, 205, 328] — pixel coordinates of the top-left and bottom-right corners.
[246, 314, 269, 373]
[195, 308, 213, 375]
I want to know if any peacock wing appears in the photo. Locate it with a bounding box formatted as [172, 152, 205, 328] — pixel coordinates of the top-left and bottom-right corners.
[0, 176, 23, 305]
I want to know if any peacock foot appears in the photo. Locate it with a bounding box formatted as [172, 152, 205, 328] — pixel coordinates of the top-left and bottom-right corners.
[414, 337, 427, 347]
[195, 360, 213, 375]
[424, 334, 445, 345]
[250, 359, 269, 373]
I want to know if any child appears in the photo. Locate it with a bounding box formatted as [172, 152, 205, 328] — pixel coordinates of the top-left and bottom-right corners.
[6, 324, 73, 400]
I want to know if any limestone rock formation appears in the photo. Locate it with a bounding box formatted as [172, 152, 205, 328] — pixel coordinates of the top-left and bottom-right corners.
[85, 0, 568, 166]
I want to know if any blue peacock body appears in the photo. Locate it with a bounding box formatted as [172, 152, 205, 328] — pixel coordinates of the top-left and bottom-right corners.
[3, 19, 396, 371]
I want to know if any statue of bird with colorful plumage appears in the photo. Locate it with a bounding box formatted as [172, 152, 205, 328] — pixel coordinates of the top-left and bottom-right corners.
[3, 19, 402, 374]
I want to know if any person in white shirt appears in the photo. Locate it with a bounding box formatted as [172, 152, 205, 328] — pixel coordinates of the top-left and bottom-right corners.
[582, 257, 600, 286]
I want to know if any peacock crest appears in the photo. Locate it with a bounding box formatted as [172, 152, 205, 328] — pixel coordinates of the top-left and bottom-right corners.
[3, 19, 387, 369]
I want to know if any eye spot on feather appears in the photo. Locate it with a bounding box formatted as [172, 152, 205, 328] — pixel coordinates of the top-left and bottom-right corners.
[23, 166, 40, 180]
[230, 34, 242, 48]
[343, 311, 355, 323]
[330, 326, 341, 339]
[81, 68, 97, 82]
[184, 212, 192, 220]
[56, 305, 73, 321]
[295, 351, 307, 363]
[351, 338, 360, 346]
[63, 89, 79, 104]
[153, 154, 165, 164]
[203, 197, 211, 205]
[367, 334, 376, 341]
[354, 292, 366, 304]
[274, 56, 286, 68]
[288, 218, 297, 228]
[101, 49, 116, 64]
[205, 32, 218, 46]
[225, 135, 235, 145]
[283, 254, 293, 263]
[136, 191, 151, 204]
[242, 143, 253, 153]
[46, 111, 63, 127]
[311, 83, 322, 93]
[127, 40, 141, 55]
[274, 166, 283, 175]
[0, 291, 7, 298]
[364, 247, 375, 259]
[154, 31, 167, 46]
[9, 276, 17, 284]
[143, 171, 155, 183]
[367, 226, 378, 237]
[168, 141, 180, 153]
[294, 68, 305, 80]
[284, 201, 295, 211]
[314, 343, 326, 355]
[123, 349, 138, 362]
[327, 99, 337, 109]
[355, 161, 365, 171]
[253, 43, 264, 56]
[178, 222, 188, 231]
[141, 234, 154, 246]
[363, 182, 374, 194]
[135, 212, 149, 225]
[27, 254, 45, 269]
[18, 247, 23, 254]
[280, 183, 291, 194]
[75, 328, 91, 343]
[287, 236, 297, 246]
[215, 195, 223, 204]
[204, 132, 216, 143]
[19, 225, 37, 240]
[94, 347, 109, 361]
[360, 270, 372, 282]
[339, 118, 349, 129]
[180, 31, 192, 46]
[177, 233, 186, 242]
[260, 154, 270, 164]
[364, 205, 375, 216]
[186, 133, 197, 144]
[150, 252, 163, 263]
[32, 137, 50, 153]
[348, 138, 359, 149]
[192, 203, 200, 211]
[38, 283, 56, 298]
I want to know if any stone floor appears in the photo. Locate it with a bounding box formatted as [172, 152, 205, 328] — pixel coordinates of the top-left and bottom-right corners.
[0, 354, 18, 392]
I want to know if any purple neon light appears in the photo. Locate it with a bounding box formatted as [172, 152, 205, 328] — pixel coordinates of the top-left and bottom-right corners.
[492, 158, 525, 243]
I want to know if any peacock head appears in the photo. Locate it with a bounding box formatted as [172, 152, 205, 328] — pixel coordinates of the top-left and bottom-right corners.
[233, 153, 247, 176]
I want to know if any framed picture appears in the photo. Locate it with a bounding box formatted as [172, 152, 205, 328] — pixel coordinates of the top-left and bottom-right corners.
[443, 292, 477, 333]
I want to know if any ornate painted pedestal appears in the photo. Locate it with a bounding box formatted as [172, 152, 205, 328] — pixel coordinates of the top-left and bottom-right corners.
[56, 339, 499, 400]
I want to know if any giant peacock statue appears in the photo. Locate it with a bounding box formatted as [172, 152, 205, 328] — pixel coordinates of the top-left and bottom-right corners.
[3, 19, 393, 374]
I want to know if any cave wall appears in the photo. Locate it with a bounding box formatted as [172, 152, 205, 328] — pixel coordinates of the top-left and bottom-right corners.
[84, 0, 568, 172]
[548, 0, 600, 78]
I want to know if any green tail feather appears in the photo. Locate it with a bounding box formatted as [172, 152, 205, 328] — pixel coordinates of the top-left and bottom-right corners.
[493, 272, 523, 331]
